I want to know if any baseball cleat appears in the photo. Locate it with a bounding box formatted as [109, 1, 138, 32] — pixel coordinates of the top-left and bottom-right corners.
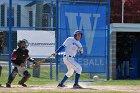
[18, 81, 27, 87]
[6, 83, 11, 88]
[0, 84, 3, 87]
[73, 84, 83, 89]
[57, 83, 66, 87]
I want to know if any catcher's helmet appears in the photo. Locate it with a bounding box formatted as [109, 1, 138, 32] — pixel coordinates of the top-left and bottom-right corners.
[0, 31, 4, 35]
[74, 30, 82, 39]
[17, 39, 27, 48]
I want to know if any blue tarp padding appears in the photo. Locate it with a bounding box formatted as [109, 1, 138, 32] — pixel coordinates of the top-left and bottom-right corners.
[59, 3, 107, 73]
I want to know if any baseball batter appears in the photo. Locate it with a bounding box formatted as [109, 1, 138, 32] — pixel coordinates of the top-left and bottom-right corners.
[6, 39, 35, 88]
[53, 30, 83, 88]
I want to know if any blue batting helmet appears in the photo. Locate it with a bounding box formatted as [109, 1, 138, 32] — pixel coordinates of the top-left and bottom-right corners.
[74, 30, 82, 39]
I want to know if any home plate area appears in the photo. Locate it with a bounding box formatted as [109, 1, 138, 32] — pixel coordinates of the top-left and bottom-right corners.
[0, 83, 139, 93]
[29, 85, 97, 92]
[29, 84, 140, 93]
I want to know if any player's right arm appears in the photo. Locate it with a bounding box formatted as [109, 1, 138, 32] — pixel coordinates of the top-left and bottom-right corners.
[11, 50, 17, 61]
[52, 45, 65, 56]
[52, 37, 71, 56]
[11, 50, 20, 65]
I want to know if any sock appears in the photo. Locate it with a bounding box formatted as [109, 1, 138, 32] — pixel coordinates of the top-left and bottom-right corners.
[75, 73, 80, 85]
[60, 75, 68, 85]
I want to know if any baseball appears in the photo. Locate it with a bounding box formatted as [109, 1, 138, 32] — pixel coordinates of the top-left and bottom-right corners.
[93, 75, 99, 81]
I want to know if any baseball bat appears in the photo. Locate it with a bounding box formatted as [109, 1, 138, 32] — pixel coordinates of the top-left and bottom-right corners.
[35, 54, 53, 64]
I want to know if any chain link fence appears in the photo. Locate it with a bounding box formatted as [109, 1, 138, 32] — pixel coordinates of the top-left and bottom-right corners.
[0, 0, 110, 81]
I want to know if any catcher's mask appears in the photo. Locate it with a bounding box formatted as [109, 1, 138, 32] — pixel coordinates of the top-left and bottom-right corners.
[17, 39, 28, 50]
[0, 31, 4, 35]
[74, 30, 82, 40]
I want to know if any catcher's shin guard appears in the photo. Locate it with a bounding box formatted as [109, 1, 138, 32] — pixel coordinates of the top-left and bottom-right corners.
[19, 71, 31, 84]
[7, 67, 18, 84]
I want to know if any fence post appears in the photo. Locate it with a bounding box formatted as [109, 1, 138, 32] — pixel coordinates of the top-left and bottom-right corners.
[26, 61, 30, 68]
[8, 0, 12, 75]
[50, 58, 53, 80]
[32, 64, 40, 77]
[55, 0, 59, 81]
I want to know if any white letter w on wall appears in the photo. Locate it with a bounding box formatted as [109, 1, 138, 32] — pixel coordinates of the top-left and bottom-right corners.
[65, 13, 100, 54]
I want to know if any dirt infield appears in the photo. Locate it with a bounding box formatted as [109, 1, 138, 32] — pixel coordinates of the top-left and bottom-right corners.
[0, 83, 140, 93]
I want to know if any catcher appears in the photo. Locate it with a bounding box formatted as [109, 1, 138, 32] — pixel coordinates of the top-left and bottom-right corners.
[0, 65, 2, 87]
[6, 39, 35, 88]
[0, 31, 4, 54]
[0, 31, 4, 87]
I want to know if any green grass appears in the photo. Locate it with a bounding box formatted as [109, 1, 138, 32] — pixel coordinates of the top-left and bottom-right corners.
[1, 65, 140, 86]
[0, 66, 59, 85]
[0, 66, 140, 93]
[94, 79, 140, 85]
[0, 65, 89, 85]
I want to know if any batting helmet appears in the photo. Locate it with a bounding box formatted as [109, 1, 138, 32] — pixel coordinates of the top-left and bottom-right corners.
[74, 30, 82, 39]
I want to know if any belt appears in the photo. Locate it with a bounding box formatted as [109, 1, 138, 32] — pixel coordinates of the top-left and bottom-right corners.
[64, 55, 74, 58]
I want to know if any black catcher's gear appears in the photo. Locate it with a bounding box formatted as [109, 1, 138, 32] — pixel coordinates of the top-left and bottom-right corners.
[18, 71, 31, 87]
[6, 68, 31, 87]
[6, 41, 32, 87]
[11, 48, 29, 66]
[6, 67, 18, 87]
[17, 39, 28, 49]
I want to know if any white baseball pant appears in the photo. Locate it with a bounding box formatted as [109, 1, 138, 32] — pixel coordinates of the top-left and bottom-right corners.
[63, 56, 82, 77]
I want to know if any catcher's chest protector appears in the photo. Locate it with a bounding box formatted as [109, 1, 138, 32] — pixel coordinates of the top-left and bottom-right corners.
[16, 48, 29, 61]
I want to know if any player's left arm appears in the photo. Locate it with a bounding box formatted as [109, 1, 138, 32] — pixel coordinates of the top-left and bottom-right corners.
[28, 57, 34, 62]
[26, 50, 36, 64]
